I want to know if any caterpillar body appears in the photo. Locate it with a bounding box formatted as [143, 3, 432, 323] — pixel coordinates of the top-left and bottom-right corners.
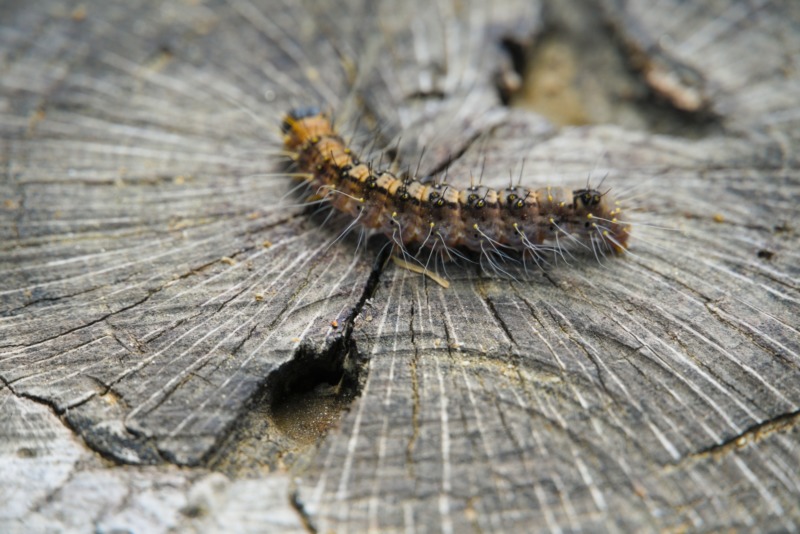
[282, 107, 631, 276]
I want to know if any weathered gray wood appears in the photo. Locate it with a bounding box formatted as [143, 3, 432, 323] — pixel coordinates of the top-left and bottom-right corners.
[2, 0, 799, 532]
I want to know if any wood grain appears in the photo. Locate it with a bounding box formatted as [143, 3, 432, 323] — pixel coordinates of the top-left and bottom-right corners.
[1, 0, 799, 532]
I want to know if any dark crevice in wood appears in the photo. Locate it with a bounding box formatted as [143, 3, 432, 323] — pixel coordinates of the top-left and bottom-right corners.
[0, 371, 166, 465]
[496, 35, 528, 106]
[688, 408, 800, 460]
[74, 417, 166, 466]
[290, 489, 318, 533]
[1, 279, 107, 316]
[264, 245, 389, 439]
[66, 378, 166, 465]
[477, 283, 517, 347]
[406, 89, 446, 101]
[406, 298, 420, 476]
[266, 338, 360, 435]
[0, 291, 152, 350]
[420, 130, 487, 180]
[204, 244, 389, 474]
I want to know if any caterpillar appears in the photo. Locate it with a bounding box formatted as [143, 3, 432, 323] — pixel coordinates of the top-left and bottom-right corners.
[281, 106, 631, 284]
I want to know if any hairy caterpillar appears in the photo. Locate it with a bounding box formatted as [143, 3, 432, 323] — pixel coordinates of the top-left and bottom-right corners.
[281, 107, 631, 284]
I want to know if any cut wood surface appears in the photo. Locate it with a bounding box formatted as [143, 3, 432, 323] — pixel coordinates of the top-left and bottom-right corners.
[1, 0, 799, 532]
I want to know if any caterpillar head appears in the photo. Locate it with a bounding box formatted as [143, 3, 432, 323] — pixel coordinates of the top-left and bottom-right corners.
[281, 106, 333, 150]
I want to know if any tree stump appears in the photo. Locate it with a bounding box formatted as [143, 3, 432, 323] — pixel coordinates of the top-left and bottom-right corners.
[2, 0, 799, 532]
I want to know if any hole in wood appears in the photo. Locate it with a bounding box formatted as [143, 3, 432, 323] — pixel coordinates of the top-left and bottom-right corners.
[267, 340, 359, 446]
[206, 338, 363, 476]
